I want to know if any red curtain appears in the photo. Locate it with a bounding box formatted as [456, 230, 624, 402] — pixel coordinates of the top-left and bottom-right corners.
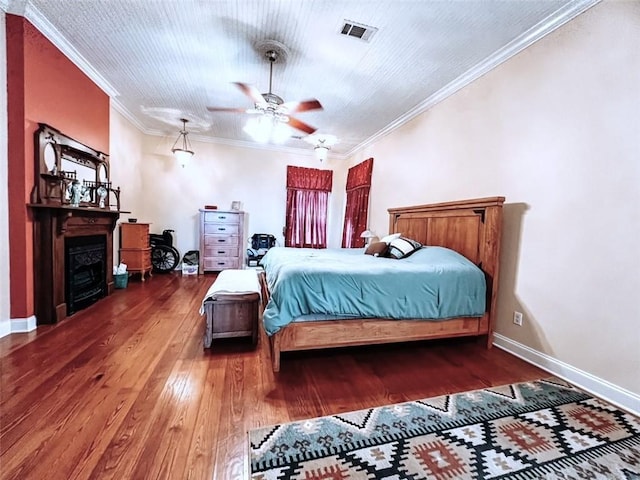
[285, 166, 333, 248]
[342, 158, 373, 248]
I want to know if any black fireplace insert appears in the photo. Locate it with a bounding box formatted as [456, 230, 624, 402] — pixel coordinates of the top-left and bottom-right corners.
[65, 235, 107, 315]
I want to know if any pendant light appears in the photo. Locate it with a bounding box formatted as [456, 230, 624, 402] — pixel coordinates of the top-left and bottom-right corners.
[314, 140, 330, 163]
[171, 118, 194, 168]
[305, 134, 338, 163]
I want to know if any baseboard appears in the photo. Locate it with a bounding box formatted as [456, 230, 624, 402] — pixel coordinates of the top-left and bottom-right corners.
[493, 333, 640, 416]
[4, 315, 38, 334]
[0, 320, 11, 338]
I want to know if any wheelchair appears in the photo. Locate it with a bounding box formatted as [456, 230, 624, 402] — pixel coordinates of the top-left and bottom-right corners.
[149, 229, 180, 273]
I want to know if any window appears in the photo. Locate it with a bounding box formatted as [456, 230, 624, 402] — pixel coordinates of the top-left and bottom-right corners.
[284, 166, 333, 248]
[342, 158, 373, 248]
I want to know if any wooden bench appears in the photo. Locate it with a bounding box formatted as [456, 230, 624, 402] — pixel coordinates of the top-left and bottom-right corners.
[200, 270, 261, 349]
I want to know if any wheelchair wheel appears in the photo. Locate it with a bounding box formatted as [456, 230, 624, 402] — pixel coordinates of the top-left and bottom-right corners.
[152, 245, 180, 273]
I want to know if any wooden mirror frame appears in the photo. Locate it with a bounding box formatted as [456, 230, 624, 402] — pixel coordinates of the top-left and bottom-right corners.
[34, 123, 117, 209]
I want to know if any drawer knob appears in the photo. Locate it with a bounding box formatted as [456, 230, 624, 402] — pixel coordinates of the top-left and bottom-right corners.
[218, 227, 226, 231]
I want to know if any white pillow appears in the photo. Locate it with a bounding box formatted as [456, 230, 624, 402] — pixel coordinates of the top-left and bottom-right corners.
[380, 233, 401, 244]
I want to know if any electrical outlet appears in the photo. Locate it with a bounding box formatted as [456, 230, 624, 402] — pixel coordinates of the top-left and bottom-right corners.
[513, 311, 523, 326]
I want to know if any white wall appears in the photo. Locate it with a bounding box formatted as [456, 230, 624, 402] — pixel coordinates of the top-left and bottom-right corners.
[349, 0, 639, 396]
[127, 136, 345, 257]
[109, 109, 147, 256]
[0, 12, 11, 337]
[110, 110, 147, 215]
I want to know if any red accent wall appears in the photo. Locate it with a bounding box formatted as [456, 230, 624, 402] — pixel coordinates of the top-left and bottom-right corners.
[7, 14, 110, 320]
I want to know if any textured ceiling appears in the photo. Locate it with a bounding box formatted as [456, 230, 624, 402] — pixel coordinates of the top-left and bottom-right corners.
[6, 0, 597, 157]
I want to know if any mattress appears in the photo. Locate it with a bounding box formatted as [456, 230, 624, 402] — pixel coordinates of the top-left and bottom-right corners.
[260, 246, 486, 335]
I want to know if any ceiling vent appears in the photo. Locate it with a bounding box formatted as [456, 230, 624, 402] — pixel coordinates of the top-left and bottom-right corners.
[340, 20, 378, 42]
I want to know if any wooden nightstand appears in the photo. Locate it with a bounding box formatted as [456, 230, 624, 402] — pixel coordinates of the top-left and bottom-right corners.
[119, 223, 153, 281]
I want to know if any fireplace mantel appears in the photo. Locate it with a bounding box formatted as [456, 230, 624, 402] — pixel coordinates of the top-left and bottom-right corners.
[29, 126, 132, 324]
[29, 203, 124, 231]
[30, 205, 129, 324]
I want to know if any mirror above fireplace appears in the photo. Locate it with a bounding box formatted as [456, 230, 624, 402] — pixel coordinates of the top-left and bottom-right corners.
[34, 123, 120, 210]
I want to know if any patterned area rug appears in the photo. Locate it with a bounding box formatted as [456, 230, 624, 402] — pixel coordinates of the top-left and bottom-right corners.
[249, 378, 640, 479]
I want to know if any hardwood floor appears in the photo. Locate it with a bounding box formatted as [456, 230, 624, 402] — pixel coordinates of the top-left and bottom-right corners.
[1, 273, 547, 479]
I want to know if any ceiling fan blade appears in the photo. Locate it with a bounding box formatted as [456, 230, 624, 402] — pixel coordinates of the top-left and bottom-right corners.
[280, 99, 323, 114]
[287, 116, 317, 135]
[206, 106, 250, 113]
[233, 82, 265, 105]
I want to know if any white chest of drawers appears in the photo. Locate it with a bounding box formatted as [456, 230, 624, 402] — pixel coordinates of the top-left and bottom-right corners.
[199, 209, 246, 272]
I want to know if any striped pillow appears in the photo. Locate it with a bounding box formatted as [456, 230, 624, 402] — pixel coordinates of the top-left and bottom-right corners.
[386, 237, 422, 259]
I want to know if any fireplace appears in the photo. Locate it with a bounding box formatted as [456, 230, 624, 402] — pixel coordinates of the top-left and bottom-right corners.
[65, 235, 107, 315]
[30, 206, 122, 324]
[29, 125, 127, 325]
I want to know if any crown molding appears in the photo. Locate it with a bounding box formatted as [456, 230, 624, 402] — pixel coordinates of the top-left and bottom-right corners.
[111, 98, 148, 132]
[114, 99, 342, 160]
[345, 0, 601, 159]
[182, 132, 324, 158]
[23, 2, 119, 98]
[142, 125, 322, 158]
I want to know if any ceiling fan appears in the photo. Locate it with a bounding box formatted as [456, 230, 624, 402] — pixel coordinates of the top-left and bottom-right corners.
[206, 49, 323, 135]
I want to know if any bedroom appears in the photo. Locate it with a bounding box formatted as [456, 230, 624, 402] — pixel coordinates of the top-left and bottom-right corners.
[0, 0, 638, 477]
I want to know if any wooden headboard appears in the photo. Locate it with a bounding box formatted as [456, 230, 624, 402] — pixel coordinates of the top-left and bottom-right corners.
[388, 196, 505, 335]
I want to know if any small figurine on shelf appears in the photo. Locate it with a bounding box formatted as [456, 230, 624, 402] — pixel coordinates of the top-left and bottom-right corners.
[97, 185, 108, 208]
[68, 180, 89, 207]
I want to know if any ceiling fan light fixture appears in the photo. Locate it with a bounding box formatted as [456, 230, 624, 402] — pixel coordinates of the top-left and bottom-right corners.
[271, 122, 292, 144]
[243, 116, 291, 144]
[171, 118, 194, 168]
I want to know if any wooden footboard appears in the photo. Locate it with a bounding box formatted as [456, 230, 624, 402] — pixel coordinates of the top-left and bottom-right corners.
[262, 196, 504, 372]
[269, 316, 490, 372]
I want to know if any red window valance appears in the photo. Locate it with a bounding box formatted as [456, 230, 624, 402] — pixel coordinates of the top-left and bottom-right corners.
[345, 157, 373, 191]
[286, 166, 333, 192]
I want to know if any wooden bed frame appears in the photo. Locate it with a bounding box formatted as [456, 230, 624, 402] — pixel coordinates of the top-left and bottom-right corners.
[260, 196, 505, 372]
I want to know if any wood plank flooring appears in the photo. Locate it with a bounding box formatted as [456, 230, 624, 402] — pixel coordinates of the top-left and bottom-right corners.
[0, 273, 547, 479]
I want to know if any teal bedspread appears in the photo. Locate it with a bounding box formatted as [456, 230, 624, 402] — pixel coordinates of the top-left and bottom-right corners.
[260, 246, 486, 335]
